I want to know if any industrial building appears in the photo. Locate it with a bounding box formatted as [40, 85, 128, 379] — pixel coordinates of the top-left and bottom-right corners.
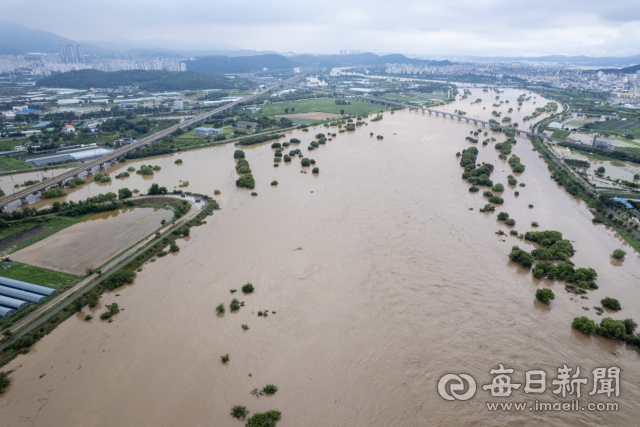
[593, 135, 614, 151]
[236, 121, 258, 130]
[194, 127, 223, 136]
[0, 276, 58, 319]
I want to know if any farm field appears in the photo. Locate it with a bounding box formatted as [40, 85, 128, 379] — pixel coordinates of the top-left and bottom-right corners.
[10, 207, 173, 275]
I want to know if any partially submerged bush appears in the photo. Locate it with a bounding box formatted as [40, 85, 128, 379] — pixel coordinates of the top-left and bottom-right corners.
[0, 371, 12, 394]
[216, 303, 225, 314]
[245, 410, 281, 427]
[221, 354, 229, 363]
[242, 283, 254, 293]
[596, 317, 626, 339]
[312, 167, 319, 173]
[230, 298, 241, 311]
[508, 246, 533, 267]
[572, 316, 596, 334]
[536, 288, 555, 304]
[231, 405, 247, 418]
[236, 174, 256, 189]
[612, 249, 626, 260]
[601, 297, 621, 311]
[100, 303, 120, 320]
[497, 212, 509, 221]
[102, 270, 136, 291]
[42, 187, 67, 199]
[263, 384, 278, 395]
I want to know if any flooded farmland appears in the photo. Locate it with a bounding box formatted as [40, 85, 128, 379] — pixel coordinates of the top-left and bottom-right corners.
[1, 89, 640, 427]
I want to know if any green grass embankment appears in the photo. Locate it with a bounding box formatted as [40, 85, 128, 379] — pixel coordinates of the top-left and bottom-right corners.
[0, 262, 77, 289]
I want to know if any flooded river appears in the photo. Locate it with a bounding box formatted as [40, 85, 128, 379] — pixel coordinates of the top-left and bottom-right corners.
[1, 90, 640, 426]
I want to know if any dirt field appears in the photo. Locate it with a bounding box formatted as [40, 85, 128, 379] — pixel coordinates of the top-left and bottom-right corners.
[274, 112, 342, 120]
[11, 208, 173, 275]
[0, 226, 51, 251]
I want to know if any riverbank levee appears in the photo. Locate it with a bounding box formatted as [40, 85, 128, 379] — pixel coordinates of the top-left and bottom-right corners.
[1, 91, 639, 426]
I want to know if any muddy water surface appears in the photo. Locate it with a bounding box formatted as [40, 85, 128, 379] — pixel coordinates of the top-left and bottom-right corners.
[1, 91, 640, 427]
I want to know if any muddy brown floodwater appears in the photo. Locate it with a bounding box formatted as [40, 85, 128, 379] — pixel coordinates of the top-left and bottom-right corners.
[1, 89, 640, 426]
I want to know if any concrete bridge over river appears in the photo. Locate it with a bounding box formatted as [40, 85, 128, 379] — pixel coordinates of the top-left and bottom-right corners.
[258, 78, 563, 143]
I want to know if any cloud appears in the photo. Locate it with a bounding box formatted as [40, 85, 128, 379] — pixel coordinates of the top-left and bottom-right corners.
[4, 0, 640, 56]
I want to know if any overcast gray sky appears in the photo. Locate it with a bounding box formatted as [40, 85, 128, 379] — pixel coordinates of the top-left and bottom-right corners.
[5, 0, 640, 56]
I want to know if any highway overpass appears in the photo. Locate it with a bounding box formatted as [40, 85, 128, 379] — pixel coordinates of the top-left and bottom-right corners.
[0, 84, 282, 211]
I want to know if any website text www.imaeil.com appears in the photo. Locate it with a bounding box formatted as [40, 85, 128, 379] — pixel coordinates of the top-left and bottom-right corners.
[438, 364, 621, 412]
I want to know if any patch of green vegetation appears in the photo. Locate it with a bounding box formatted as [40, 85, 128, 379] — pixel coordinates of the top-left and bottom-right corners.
[0, 262, 77, 289]
[231, 405, 247, 418]
[551, 129, 571, 140]
[258, 99, 386, 116]
[0, 370, 11, 394]
[612, 249, 626, 260]
[262, 384, 278, 394]
[236, 174, 256, 189]
[536, 288, 555, 304]
[245, 410, 281, 427]
[0, 156, 33, 172]
[601, 297, 621, 311]
[572, 316, 596, 334]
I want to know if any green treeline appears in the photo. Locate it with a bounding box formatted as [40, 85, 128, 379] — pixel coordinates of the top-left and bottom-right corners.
[238, 133, 286, 146]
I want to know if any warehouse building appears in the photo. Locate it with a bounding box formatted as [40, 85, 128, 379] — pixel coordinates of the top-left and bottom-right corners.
[194, 127, 223, 136]
[0, 276, 58, 319]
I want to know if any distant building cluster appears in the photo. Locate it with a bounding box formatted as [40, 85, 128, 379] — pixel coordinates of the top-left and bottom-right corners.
[59, 45, 85, 64]
[340, 50, 361, 55]
[0, 46, 187, 76]
[385, 63, 474, 75]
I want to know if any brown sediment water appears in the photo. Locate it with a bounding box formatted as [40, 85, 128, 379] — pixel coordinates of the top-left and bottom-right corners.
[1, 90, 640, 426]
[10, 208, 173, 275]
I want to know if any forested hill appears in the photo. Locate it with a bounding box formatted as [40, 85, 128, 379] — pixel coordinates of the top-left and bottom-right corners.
[36, 70, 252, 91]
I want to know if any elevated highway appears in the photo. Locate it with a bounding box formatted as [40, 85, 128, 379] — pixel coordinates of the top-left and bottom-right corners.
[0, 84, 283, 211]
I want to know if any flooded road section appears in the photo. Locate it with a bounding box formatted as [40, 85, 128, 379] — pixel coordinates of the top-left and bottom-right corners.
[1, 90, 640, 426]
